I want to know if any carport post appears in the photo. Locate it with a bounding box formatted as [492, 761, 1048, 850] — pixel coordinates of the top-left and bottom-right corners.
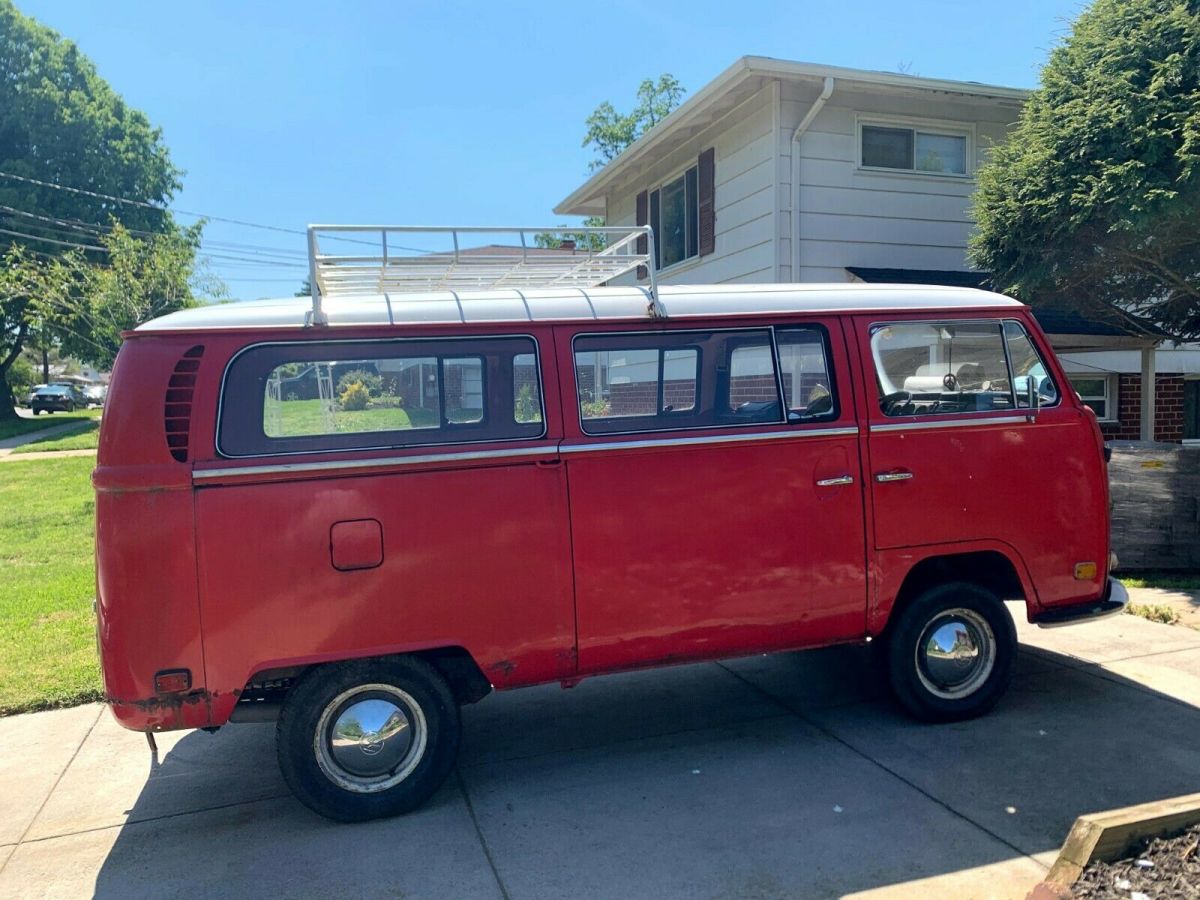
[1140, 344, 1157, 441]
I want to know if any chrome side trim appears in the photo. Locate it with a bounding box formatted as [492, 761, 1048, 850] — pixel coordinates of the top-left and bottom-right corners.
[560, 426, 858, 455]
[193, 445, 553, 481]
[194, 425, 860, 481]
[870, 415, 1027, 433]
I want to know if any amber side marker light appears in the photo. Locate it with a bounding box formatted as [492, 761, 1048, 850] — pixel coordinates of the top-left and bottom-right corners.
[154, 669, 192, 694]
[1074, 562, 1098, 581]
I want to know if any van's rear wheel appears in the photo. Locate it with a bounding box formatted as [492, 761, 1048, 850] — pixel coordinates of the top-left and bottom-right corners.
[276, 657, 460, 821]
[887, 582, 1015, 722]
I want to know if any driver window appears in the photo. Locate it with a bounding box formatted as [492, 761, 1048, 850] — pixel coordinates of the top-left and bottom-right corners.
[872, 321, 1013, 417]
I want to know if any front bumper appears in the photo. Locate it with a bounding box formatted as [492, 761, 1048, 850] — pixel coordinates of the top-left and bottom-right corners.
[1032, 577, 1128, 629]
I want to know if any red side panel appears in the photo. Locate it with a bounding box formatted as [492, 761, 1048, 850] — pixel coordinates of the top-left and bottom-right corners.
[95, 338, 210, 731]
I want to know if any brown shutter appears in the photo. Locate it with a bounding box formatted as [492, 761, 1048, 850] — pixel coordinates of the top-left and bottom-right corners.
[635, 189, 649, 280]
[697, 147, 715, 256]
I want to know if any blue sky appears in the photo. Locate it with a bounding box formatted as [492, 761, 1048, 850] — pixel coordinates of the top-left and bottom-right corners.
[19, 0, 1086, 299]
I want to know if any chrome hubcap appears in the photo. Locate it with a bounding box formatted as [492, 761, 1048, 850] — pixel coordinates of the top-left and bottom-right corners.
[915, 608, 996, 700]
[314, 685, 427, 793]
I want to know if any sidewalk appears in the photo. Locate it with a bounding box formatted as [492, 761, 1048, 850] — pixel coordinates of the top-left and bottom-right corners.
[0, 414, 98, 461]
[1, 603, 1198, 898]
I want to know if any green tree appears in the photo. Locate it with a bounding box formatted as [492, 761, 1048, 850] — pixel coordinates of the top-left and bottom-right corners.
[969, 0, 1200, 338]
[296, 277, 312, 297]
[0, 246, 73, 415]
[43, 222, 207, 370]
[0, 0, 186, 417]
[533, 217, 608, 251]
[537, 76, 687, 251]
[582, 74, 686, 172]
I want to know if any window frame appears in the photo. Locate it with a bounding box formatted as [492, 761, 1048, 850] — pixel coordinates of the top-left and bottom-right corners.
[868, 317, 1061, 420]
[649, 163, 701, 272]
[1068, 373, 1117, 423]
[571, 324, 839, 437]
[856, 115, 974, 179]
[216, 335, 548, 458]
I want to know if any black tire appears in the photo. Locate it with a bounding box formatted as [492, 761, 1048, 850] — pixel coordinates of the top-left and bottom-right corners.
[276, 656, 460, 822]
[32, 409, 41, 415]
[886, 582, 1016, 723]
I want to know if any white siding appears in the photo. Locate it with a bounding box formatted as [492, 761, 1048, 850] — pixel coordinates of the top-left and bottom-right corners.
[605, 85, 778, 286]
[601, 77, 1021, 289]
[778, 81, 1021, 283]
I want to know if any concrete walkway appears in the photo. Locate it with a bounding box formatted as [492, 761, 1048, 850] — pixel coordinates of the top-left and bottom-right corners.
[1, 605, 1198, 899]
[0, 447, 97, 462]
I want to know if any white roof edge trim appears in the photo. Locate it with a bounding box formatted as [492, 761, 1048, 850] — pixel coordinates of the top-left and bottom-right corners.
[553, 55, 1030, 216]
[135, 283, 1024, 332]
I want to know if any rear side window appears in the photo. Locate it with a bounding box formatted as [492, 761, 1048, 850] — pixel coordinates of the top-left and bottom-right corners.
[573, 326, 836, 435]
[219, 336, 544, 457]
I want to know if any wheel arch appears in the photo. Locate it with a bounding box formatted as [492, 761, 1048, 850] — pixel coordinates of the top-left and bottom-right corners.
[228, 646, 492, 724]
[871, 543, 1037, 637]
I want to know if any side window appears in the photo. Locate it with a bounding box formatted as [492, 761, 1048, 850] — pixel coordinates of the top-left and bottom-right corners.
[574, 344, 699, 427]
[1003, 321, 1059, 409]
[872, 321, 1015, 417]
[573, 327, 834, 435]
[220, 336, 544, 457]
[777, 328, 836, 421]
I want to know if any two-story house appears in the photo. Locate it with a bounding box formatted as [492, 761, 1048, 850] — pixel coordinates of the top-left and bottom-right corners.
[554, 56, 1196, 442]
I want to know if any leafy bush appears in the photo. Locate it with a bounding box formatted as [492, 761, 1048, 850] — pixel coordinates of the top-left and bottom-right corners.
[337, 368, 382, 397]
[339, 380, 370, 411]
[515, 383, 542, 423]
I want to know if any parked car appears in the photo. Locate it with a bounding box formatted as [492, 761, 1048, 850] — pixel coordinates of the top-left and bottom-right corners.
[31, 383, 86, 414]
[23, 383, 47, 406]
[94, 279, 1122, 823]
[83, 384, 107, 407]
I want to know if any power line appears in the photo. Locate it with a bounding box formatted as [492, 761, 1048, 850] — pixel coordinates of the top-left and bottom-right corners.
[0, 203, 309, 261]
[0, 226, 108, 252]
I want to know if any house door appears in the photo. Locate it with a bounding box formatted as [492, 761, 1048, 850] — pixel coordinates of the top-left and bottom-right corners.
[559, 322, 868, 674]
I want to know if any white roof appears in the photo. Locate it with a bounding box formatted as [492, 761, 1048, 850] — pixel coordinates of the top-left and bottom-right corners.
[137, 283, 1022, 332]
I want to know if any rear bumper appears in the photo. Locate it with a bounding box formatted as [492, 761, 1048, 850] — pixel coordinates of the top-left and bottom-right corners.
[1032, 578, 1128, 629]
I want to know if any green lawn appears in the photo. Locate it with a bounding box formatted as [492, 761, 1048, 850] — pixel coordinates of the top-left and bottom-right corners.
[0, 456, 102, 714]
[11, 419, 100, 453]
[0, 408, 101, 442]
[267, 397, 450, 436]
[1120, 571, 1200, 591]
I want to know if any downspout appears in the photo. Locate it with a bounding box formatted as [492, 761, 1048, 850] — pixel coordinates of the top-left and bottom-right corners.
[791, 76, 835, 283]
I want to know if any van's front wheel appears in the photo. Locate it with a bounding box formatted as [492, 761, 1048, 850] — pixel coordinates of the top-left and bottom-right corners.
[276, 657, 460, 821]
[887, 582, 1016, 722]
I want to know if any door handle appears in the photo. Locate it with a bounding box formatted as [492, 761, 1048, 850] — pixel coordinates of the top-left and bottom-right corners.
[875, 471, 914, 483]
[816, 475, 855, 487]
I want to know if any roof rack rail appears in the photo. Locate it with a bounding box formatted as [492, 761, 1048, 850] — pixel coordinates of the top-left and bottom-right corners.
[306, 224, 660, 325]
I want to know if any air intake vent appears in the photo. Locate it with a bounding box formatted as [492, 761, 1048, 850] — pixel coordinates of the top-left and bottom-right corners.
[165, 345, 204, 462]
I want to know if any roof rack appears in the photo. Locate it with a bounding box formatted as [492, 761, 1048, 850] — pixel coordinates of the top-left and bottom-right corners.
[306, 224, 660, 325]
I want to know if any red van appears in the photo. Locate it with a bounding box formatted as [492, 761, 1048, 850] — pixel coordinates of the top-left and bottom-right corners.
[94, 228, 1124, 822]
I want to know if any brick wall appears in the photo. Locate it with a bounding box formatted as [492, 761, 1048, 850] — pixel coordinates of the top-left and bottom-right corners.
[1098, 374, 1185, 443]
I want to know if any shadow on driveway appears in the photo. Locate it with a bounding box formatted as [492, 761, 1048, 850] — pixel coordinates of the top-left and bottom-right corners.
[85, 641, 1199, 898]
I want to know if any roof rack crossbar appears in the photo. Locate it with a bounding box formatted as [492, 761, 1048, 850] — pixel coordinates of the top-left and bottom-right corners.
[307, 224, 661, 325]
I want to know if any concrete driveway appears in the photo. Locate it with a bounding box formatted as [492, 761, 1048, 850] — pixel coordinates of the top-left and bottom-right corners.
[2, 603, 1198, 899]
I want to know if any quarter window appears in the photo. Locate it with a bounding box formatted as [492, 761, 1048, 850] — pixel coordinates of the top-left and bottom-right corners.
[861, 124, 968, 175]
[220, 337, 543, 457]
[777, 328, 836, 420]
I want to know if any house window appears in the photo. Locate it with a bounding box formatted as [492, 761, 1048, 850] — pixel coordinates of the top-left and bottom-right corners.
[861, 123, 968, 175]
[650, 166, 699, 269]
[1069, 375, 1115, 422]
